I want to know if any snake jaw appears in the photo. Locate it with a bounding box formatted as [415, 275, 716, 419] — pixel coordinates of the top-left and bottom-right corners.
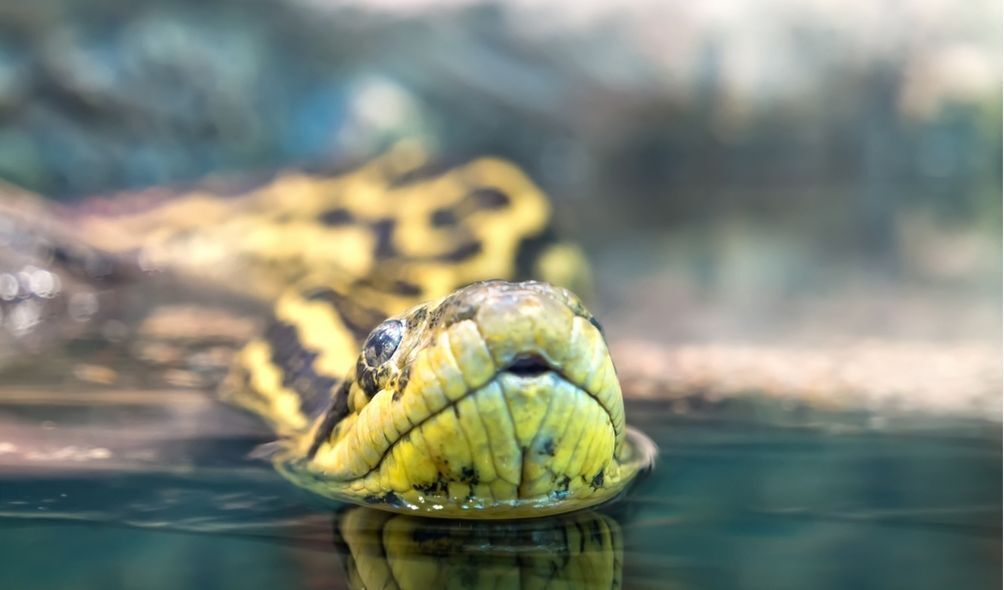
[289, 280, 641, 518]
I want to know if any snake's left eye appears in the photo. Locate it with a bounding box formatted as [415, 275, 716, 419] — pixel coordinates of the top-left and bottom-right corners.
[363, 320, 404, 367]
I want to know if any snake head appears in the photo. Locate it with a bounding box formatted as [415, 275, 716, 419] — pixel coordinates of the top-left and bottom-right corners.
[293, 280, 642, 518]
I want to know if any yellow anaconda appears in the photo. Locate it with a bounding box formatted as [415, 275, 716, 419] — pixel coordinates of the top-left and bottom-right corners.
[237, 279, 654, 518]
[0, 143, 655, 518]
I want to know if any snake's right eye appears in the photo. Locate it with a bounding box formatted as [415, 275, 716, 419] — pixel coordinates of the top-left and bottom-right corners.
[363, 320, 404, 367]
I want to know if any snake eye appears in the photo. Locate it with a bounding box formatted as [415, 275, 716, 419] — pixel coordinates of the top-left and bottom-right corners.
[363, 320, 404, 367]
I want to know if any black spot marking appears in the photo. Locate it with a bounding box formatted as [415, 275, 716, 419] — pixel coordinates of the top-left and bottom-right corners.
[551, 474, 571, 500]
[304, 288, 386, 344]
[393, 280, 422, 297]
[293, 377, 336, 417]
[426, 305, 445, 329]
[356, 359, 380, 398]
[460, 466, 479, 485]
[364, 491, 404, 507]
[318, 207, 354, 226]
[540, 438, 556, 456]
[406, 306, 428, 330]
[437, 241, 482, 262]
[370, 218, 397, 258]
[467, 187, 511, 209]
[590, 470, 605, 489]
[412, 475, 448, 495]
[431, 208, 458, 227]
[264, 321, 339, 415]
[422, 288, 481, 330]
[394, 365, 411, 400]
[307, 380, 352, 458]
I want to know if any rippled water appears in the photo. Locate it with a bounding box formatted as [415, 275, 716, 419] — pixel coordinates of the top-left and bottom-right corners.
[0, 397, 999, 590]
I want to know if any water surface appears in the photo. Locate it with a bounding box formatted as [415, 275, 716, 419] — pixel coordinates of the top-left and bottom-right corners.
[1, 398, 999, 589]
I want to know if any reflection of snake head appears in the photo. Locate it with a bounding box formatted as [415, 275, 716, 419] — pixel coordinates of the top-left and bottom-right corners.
[279, 280, 654, 518]
[332, 506, 623, 589]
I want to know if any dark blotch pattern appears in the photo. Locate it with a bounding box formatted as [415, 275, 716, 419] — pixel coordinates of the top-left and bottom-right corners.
[356, 358, 380, 398]
[393, 280, 423, 297]
[307, 380, 352, 458]
[431, 208, 458, 227]
[264, 320, 339, 418]
[551, 475, 572, 501]
[437, 241, 482, 262]
[393, 365, 411, 401]
[460, 466, 479, 485]
[318, 207, 354, 226]
[364, 491, 404, 507]
[406, 306, 428, 330]
[370, 218, 397, 258]
[467, 187, 511, 209]
[426, 186, 509, 232]
[413, 473, 449, 495]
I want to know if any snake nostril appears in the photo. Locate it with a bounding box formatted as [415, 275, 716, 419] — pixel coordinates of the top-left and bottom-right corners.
[504, 354, 552, 377]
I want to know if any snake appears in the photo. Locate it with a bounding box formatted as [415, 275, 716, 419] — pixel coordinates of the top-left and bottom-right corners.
[0, 142, 655, 519]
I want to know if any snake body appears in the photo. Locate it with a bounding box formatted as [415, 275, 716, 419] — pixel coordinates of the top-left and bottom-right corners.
[0, 143, 653, 518]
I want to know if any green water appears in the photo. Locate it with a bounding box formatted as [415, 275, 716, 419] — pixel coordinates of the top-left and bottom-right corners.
[0, 400, 999, 589]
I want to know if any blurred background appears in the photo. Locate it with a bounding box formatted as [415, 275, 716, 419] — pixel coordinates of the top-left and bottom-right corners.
[0, 0, 999, 417]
